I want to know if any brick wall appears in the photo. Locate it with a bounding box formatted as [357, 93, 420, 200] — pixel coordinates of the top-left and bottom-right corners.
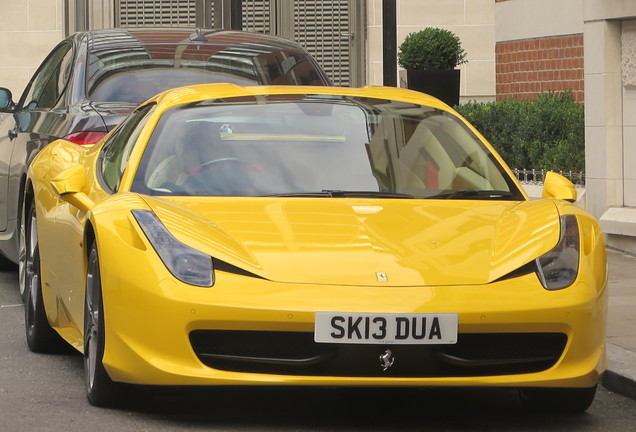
[495, 34, 584, 102]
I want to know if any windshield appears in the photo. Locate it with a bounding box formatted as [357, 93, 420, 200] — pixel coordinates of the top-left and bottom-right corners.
[87, 44, 324, 103]
[132, 94, 524, 200]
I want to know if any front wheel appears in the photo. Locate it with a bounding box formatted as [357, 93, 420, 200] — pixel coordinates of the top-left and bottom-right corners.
[19, 196, 28, 300]
[519, 384, 598, 413]
[24, 200, 66, 353]
[84, 241, 122, 407]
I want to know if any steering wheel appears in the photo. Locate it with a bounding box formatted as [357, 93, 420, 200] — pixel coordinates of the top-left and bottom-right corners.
[200, 157, 241, 170]
[183, 157, 261, 196]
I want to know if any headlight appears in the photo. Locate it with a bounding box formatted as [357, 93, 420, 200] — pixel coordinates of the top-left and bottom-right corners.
[132, 210, 213, 287]
[535, 215, 579, 290]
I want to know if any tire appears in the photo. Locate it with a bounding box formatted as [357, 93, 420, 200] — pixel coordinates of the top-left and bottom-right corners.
[84, 241, 123, 407]
[519, 384, 598, 413]
[24, 201, 66, 353]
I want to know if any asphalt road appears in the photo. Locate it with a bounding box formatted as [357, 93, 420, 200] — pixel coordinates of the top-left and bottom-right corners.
[2, 264, 636, 432]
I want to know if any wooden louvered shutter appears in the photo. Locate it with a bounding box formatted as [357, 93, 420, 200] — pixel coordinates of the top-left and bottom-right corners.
[241, 0, 272, 34]
[292, 0, 351, 86]
[118, 0, 198, 27]
[240, 0, 355, 87]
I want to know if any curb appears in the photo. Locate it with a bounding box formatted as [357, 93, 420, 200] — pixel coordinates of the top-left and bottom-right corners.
[602, 343, 636, 400]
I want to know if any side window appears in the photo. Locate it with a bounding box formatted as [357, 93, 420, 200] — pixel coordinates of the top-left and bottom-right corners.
[20, 42, 73, 110]
[49, 47, 75, 108]
[100, 104, 155, 192]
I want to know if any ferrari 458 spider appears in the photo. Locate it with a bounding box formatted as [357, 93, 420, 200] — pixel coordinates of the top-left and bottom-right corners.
[24, 84, 606, 410]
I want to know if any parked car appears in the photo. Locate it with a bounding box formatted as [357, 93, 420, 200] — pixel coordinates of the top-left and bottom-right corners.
[24, 83, 607, 411]
[0, 27, 331, 293]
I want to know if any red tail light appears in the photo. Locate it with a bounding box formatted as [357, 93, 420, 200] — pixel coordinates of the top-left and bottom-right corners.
[63, 131, 107, 145]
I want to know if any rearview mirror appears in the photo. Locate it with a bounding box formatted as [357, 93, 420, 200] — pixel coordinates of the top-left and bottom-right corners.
[542, 171, 577, 202]
[51, 165, 95, 213]
[0, 87, 15, 112]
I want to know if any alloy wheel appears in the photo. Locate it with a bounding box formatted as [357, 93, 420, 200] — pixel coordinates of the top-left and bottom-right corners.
[18, 205, 27, 299]
[24, 209, 39, 332]
[84, 248, 101, 393]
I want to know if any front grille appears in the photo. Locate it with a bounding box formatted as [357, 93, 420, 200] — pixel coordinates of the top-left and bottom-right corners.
[189, 330, 567, 377]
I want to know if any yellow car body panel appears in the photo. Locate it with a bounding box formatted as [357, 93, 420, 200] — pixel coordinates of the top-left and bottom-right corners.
[26, 84, 607, 390]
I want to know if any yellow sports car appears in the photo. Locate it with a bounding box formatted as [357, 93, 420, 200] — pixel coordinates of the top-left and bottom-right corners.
[24, 84, 607, 410]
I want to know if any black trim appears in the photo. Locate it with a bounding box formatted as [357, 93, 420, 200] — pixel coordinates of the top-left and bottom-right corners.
[189, 330, 567, 377]
[493, 261, 539, 283]
[212, 258, 265, 279]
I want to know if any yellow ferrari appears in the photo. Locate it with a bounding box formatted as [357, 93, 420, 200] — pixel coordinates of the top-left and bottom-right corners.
[24, 84, 607, 410]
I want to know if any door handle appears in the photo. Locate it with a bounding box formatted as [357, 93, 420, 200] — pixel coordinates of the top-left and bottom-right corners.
[8, 128, 17, 139]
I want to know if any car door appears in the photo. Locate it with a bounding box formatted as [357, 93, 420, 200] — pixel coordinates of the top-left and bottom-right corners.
[0, 41, 73, 253]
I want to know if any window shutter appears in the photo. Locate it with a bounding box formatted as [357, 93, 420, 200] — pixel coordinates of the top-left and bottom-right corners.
[293, 0, 350, 86]
[119, 0, 198, 27]
[242, 0, 271, 34]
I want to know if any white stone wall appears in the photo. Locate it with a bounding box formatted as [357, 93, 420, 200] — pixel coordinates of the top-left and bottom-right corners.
[622, 22, 636, 89]
[622, 21, 636, 208]
[366, 0, 496, 102]
[496, 0, 583, 42]
[584, 0, 636, 254]
[0, 0, 65, 98]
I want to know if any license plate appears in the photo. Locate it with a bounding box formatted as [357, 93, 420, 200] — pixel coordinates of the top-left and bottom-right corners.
[314, 312, 458, 345]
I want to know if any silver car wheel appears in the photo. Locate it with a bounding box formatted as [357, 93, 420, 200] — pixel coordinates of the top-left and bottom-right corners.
[23, 201, 64, 353]
[18, 205, 27, 300]
[84, 247, 100, 393]
[24, 210, 39, 326]
[83, 242, 120, 407]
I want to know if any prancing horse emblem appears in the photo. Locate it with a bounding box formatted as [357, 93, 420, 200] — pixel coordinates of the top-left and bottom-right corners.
[379, 349, 395, 371]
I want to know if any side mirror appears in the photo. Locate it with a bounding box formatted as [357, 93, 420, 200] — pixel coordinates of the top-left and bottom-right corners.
[542, 171, 577, 202]
[51, 165, 95, 213]
[0, 87, 15, 112]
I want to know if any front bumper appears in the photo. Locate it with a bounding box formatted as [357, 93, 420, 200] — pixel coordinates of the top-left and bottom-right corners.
[100, 257, 607, 389]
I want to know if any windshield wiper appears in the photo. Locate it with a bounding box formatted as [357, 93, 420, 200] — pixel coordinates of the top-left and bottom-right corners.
[426, 190, 515, 200]
[259, 192, 333, 197]
[322, 190, 415, 199]
[260, 190, 415, 199]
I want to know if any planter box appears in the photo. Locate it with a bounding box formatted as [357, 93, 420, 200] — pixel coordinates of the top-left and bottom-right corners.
[399, 69, 460, 107]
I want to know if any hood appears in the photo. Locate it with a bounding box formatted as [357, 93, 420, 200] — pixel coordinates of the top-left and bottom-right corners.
[144, 197, 561, 286]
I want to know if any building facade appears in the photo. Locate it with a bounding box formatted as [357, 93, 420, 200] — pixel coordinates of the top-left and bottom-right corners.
[495, 0, 585, 102]
[366, 0, 497, 103]
[583, 0, 636, 253]
[1, 0, 498, 101]
[492, 0, 636, 252]
[0, 0, 66, 99]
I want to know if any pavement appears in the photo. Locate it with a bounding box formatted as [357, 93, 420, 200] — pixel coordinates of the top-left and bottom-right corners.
[604, 248, 636, 400]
